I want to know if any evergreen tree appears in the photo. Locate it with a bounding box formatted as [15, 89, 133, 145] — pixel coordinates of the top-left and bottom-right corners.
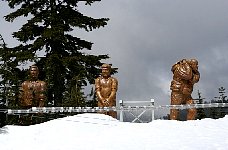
[0, 34, 22, 126]
[3, 0, 112, 107]
[0, 34, 24, 109]
[216, 87, 228, 117]
[210, 87, 228, 119]
[216, 87, 228, 103]
[85, 86, 97, 107]
[195, 90, 206, 120]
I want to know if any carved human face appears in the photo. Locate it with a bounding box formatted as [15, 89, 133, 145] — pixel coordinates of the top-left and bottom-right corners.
[30, 67, 39, 80]
[101, 67, 110, 78]
[190, 60, 198, 71]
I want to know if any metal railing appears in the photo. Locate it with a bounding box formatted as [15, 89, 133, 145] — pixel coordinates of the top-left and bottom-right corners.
[1, 102, 228, 113]
[119, 99, 155, 123]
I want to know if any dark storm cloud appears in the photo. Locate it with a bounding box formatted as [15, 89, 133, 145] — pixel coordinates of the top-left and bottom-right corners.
[78, 0, 228, 106]
[1, 0, 228, 111]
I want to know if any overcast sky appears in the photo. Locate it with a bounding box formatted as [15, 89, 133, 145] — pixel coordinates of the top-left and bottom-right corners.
[1, 0, 228, 109]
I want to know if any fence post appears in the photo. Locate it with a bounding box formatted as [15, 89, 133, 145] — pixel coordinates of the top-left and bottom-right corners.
[119, 100, 123, 122]
[151, 99, 155, 121]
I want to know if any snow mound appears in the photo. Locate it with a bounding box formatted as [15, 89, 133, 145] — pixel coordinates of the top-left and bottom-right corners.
[1, 114, 228, 150]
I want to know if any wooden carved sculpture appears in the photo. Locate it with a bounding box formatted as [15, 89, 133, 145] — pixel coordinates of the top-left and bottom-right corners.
[19, 65, 47, 108]
[170, 59, 200, 120]
[95, 64, 118, 118]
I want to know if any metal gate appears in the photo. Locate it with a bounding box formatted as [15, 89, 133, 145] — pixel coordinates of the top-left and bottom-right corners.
[119, 99, 155, 123]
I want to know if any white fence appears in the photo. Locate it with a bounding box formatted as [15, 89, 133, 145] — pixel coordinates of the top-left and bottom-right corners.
[119, 99, 155, 123]
[1, 102, 228, 122]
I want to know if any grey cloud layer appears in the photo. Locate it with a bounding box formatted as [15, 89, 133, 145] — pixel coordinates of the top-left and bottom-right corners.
[79, 0, 228, 105]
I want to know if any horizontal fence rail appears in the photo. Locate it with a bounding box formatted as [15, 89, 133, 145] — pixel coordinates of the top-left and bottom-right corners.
[1, 103, 228, 114]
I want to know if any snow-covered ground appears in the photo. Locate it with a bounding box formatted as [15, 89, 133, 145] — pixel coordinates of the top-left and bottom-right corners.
[1, 113, 228, 150]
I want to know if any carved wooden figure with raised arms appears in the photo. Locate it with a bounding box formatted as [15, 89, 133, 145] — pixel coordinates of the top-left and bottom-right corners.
[170, 59, 200, 120]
